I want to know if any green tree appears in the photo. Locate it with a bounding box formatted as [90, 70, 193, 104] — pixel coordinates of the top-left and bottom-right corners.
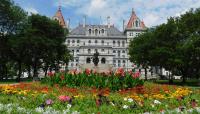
[0, 0, 27, 80]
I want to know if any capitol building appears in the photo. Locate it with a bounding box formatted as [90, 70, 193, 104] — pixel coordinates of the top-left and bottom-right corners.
[53, 7, 147, 71]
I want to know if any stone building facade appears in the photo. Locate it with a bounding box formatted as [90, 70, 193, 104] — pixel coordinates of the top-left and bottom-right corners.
[53, 8, 147, 71]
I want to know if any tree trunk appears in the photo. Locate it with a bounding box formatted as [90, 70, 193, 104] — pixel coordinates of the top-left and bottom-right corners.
[16, 60, 22, 82]
[145, 68, 147, 81]
[33, 59, 38, 79]
[27, 65, 31, 78]
[5, 66, 8, 80]
[182, 74, 186, 83]
[44, 65, 48, 77]
[169, 72, 173, 84]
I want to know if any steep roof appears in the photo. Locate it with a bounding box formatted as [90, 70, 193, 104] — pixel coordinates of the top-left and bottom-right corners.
[69, 25, 124, 37]
[53, 7, 66, 28]
[126, 10, 146, 29]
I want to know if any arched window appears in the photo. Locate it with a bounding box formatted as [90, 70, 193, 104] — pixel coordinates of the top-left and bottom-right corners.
[77, 40, 80, 43]
[88, 49, 91, 54]
[113, 41, 115, 46]
[118, 50, 120, 57]
[101, 29, 104, 34]
[67, 40, 70, 44]
[95, 40, 98, 44]
[113, 50, 116, 53]
[118, 60, 121, 67]
[122, 41, 125, 47]
[89, 29, 92, 35]
[123, 60, 126, 63]
[122, 50, 125, 53]
[86, 57, 91, 63]
[118, 41, 120, 47]
[101, 58, 106, 64]
[135, 20, 139, 27]
[88, 40, 91, 44]
[95, 29, 98, 36]
[72, 40, 75, 43]
[101, 40, 104, 45]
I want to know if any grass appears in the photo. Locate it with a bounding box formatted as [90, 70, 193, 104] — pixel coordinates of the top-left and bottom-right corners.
[0, 78, 33, 84]
[154, 79, 200, 87]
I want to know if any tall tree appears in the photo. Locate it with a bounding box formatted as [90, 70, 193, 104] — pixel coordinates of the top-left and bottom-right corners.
[0, 0, 27, 80]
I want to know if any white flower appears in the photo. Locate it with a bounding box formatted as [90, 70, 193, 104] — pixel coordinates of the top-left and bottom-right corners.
[124, 98, 127, 101]
[110, 102, 115, 106]
[154, 100, 161, 104]
[72, 111, 80, 114]
[123, 105, 129, 109]
[128, 98, 133, 103]
[67, 104, 72, 109]
[63, 109, 70, 114]
[195, 107, 200, 113]
[151, 104, 155, 108]
[35, 107, 44, 113]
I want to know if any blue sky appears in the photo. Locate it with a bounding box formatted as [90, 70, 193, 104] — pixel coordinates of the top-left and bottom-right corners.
[13, 0, 200, 31]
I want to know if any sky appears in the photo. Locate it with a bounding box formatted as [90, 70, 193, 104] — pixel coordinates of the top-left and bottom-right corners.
[13, 0, 200, 31]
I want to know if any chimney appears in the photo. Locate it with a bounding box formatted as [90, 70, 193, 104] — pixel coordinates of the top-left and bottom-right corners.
[67, 18, 70, 29]
[107, 16, 110, 28]
[83, 15, 86, 27]
[123, 20, 125, 31]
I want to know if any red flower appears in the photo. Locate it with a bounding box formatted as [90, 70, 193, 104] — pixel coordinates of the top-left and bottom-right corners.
[60, 74, 65, 80]
[191, 99, 197, 108]
[132, 71, 140, 78]
[47, 72, 54, 77]
[59, 95, 71, 102]
[85, 68, 91, 75]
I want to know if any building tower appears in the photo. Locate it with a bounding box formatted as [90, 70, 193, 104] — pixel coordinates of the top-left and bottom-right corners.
[124, 9, 146, 43]
[53, 6, 67, 28]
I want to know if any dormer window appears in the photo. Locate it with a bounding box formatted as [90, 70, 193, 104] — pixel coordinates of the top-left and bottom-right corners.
[135, 20, 139, 27]
[101, 29, 104, 34]
[95, 29, 98, 36]
[89, 29, 92, 35]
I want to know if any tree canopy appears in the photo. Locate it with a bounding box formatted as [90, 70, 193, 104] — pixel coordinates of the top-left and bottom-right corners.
[0, 0, 71, 81]
[129, 8, 200, 83]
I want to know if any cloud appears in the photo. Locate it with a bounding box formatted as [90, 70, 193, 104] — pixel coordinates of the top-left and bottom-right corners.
[57, 0, 200, 29]
[25, 7, 38, 15]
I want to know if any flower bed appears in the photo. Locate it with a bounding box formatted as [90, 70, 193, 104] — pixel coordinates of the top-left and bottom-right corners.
[42, 68, 144, 91]
[0, 82, 199, 114]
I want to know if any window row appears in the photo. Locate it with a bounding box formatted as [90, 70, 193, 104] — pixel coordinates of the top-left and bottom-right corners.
[86, 57, 106, 64]
[113, 50, 126, 53]
[88, 29, 105, 36]
[113, 63, 126, 67]
[67, 40, 80, 44]
[113, 60, 126, 63]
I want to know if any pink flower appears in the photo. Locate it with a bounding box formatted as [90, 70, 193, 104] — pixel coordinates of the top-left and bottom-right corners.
[47, 72, 54, 77]
[115, 68, 125, 76]
[59, 95, 71, 102]
[132, 71, 140, 78]
[85, 68, 91, 75]
[46, 99, 53, 105]
[191, 99, 197, 108]
[60, 74, 65, 80]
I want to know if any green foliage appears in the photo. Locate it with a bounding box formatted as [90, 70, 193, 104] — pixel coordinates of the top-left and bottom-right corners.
[42, 72, 144, 91]
[129, 8, 200, 83]
[0, 0, 71, 81]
